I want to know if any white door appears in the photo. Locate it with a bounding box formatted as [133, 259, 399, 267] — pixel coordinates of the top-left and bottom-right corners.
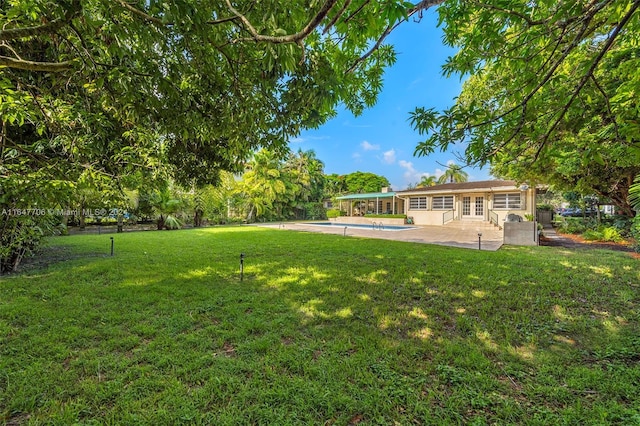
[462, 196, 484, 219]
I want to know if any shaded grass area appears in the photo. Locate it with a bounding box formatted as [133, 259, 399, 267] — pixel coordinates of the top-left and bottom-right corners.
[1, 226, 639, 424]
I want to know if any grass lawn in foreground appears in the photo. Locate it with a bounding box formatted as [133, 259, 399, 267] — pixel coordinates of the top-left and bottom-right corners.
[1, 226, 639, 424]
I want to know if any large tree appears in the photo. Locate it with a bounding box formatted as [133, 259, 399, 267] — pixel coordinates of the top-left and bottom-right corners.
[2, 0, 443, 185]
[344, 171, 391, 193]
[1, 0, 442, 271]
[410, 1, 640, 216]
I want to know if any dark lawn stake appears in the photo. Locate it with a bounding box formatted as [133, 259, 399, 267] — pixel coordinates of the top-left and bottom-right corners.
[110, 237, 114, 256]
[240, 253, 244, 281]
[478, 233, 482, 250]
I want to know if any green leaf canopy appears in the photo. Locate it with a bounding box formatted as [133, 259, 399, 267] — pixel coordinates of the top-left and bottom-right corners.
[410, 0, 640, 215]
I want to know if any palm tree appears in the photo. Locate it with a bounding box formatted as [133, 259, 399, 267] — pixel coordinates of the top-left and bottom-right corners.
[418, 175, 437, 187]
[284, 149, 326, 202]
[150, 186, 183, 230]
[437, 164, 469, 184]
[239, 149, 287, 222]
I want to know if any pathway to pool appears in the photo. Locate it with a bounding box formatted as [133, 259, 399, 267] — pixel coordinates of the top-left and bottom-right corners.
[255, 221, 504, 251]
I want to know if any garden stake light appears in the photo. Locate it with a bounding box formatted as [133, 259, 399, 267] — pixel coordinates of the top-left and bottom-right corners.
[110, 237, 114, 256]
[240, 253, 244, 281]
[478, 233, 482, 250]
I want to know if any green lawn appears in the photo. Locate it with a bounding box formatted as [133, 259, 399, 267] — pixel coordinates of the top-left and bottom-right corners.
[1, 226, 639, 425]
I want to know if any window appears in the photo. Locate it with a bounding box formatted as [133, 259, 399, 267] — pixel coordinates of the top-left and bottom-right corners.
[462, 197, 471, 215]
[432, 196, 454, 210]
[409, 196, 427, 210]
[493, 193, 521, 209]
[475, 197, 484, 216]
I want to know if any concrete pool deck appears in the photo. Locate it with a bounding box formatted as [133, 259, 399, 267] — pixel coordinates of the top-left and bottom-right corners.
[255, 221, 504, 251]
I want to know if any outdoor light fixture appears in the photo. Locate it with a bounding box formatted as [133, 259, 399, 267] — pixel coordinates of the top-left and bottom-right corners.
[478, 233, 482, 250]
[110, 237, 114, 256]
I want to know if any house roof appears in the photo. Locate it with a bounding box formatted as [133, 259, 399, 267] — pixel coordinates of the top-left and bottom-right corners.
[397, 180, 524, 195]
[336, 192, 397, 200]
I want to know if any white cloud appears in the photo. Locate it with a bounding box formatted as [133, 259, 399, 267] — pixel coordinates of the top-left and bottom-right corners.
[399, 160, 432, 188]
[352, 152, 362, 160]
[399, 160, 415, 173]
[383, 149, 396, 164]
[289, 135, 330, 144]
[360, 140, 380, 151]
[399, 160, 418, 182]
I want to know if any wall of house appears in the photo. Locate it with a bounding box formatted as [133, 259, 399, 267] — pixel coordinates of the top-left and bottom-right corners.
[404, 188, 536, 226]
[405, 210, 451, 226]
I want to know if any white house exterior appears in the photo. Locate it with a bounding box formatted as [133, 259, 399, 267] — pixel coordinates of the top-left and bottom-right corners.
[396, 180, 536, 227]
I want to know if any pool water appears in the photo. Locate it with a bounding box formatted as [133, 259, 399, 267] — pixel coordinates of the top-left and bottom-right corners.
[304, 222, 416, 231]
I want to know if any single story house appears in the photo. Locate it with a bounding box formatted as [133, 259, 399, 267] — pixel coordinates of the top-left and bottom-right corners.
[396, 180, 536, 226]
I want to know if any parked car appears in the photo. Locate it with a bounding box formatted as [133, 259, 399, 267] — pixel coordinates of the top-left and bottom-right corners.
[560, 208, 598, 217]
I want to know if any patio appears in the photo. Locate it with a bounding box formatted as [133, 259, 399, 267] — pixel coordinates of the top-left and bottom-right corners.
[256, 221, 504, 251]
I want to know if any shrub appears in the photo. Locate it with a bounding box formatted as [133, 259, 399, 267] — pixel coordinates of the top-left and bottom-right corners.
[363, 214, 407, 219]
[582, 230, 603, 241]
[558, 218, 587, 234]
[303, 202, 327, 220]
[326, 209, 344, 219]
[601, 226, 624, 243]
[0, 214, 62, 273]
[581, 226, 624, 243]
[605, 215, 635, 238]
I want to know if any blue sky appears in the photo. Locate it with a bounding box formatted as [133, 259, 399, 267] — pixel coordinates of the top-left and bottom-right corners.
[288, 8, 492, 191]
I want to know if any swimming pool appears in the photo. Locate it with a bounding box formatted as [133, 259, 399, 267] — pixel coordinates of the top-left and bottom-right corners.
[303, 222, 417, 231]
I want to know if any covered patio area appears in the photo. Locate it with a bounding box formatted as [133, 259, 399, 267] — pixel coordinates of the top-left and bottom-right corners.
[335, 190, 404, 216]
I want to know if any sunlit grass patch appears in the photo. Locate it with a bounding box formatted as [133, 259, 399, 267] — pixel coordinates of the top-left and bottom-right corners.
[1, 226, 639, 424]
